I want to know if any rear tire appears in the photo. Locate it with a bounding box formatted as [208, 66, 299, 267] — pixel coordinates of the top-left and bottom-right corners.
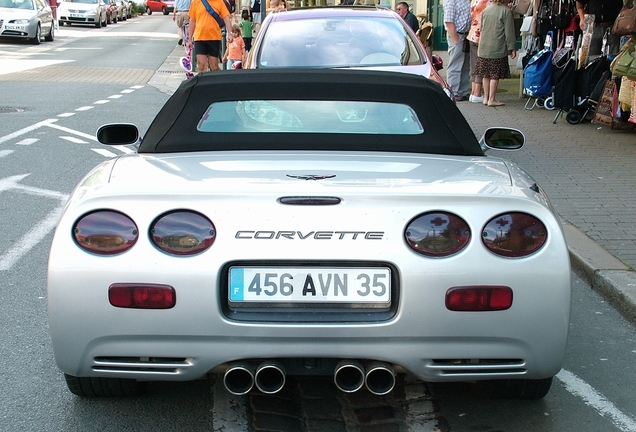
[162, 6, 168, 14]
[64, 374, 143, 397]
[146, 6, 152, 14]
[473, 377, 553, 400]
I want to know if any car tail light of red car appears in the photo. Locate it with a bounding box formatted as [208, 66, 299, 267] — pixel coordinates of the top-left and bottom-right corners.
[150, 210, 216, 255]
[73, 210, 139, 255]
[405, 212, 471, 257]
[482, 212, 547, 257]
[446, 286, 513, 311]
[109, 283, 176, 309]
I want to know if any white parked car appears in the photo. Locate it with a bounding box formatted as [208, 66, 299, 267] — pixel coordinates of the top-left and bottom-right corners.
[57, 0, 107, 27]
[0, 0, 54, 43]
[48, 69, 571, 400]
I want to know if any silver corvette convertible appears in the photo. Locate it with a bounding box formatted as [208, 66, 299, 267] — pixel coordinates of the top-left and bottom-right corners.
[48, 69, 571, 400]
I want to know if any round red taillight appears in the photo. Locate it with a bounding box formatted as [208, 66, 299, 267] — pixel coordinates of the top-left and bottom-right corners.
[482, 212, 547, 257]
[150, 210, 216, 255]
[405, 212, 471, 257]
[73, 210, 139, 255]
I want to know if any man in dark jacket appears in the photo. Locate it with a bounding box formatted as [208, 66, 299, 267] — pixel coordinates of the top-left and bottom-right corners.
[396, 1, 420, 34]
[576, 0, 623, 56]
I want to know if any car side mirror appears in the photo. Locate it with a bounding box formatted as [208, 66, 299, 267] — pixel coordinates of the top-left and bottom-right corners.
[97, 124, 140, 145]
[431, 54, 443, 71]
[479, 127, 525, 152]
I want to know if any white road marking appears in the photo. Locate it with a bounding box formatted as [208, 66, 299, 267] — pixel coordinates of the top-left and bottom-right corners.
[212, 377, 249, 432]
[44, 123, 97, 141]
[92, 148, 117, 158]
[60, 136, 88, 144]
[15, 183, 68, 200]
[120, 89, 135, 93]
[130, 85, 144, 89]
[15, 138, 38, 146]
[0, 174, 68, 272]
[55, 29, 176, 39]
[0, 203, 66, 272]
[76, 106, 94, 111]
[108, 95, 123, 99]
[57, 113, 76, 117]
[94, 100, 111, 104]
[0, 59, 71, 75]
[557, 369, 636, 432]
[0, 119, 58, 145]
[54, 47, 104, 51]
[0, 174, 30, 193]
[0, 149, 14, 158]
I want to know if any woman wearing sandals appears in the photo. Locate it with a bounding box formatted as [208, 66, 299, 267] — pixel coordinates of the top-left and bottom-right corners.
[473, 0, 516, 107]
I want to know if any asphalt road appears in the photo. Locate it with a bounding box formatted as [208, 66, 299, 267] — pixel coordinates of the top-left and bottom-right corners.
[1, 14, 636, 431]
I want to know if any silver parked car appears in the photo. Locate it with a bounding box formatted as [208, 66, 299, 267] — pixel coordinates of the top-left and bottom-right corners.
[57, 0, 107, 27]
[48, 69, 571, 400]
[0, 0, 54, 44]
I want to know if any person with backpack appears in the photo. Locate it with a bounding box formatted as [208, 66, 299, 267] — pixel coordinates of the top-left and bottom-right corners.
[187, 0, 234, 73]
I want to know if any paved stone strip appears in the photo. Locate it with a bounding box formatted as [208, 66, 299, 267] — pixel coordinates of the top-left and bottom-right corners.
[0, 66, 156, 85]
[248, 375, 439, 432]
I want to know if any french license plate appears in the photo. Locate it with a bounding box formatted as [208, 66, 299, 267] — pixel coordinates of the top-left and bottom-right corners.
[69, 13, 82, 17]
[5, 25, 20, 30]
[229, 266, 391, 304]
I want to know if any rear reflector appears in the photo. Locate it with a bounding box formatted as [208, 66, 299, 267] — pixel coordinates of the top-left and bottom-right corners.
[445, 286, 512, 311]
[109, 283, 176, 309]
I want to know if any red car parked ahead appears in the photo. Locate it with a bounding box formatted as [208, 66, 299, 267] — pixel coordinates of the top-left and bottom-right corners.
[145, 0, 173, 15]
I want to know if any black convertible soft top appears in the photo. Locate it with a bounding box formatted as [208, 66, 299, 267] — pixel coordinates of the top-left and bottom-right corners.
[139, 69, 483, 156]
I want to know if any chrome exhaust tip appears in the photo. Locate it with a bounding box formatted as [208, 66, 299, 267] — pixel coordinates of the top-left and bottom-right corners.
[254, 361, 286, 394]
[365, 361, 395, 395]
[223, 362, 255, 395]
[333, 359, 365, 393]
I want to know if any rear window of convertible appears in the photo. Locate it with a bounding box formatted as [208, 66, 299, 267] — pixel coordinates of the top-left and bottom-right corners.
[197, 100, 424, 135]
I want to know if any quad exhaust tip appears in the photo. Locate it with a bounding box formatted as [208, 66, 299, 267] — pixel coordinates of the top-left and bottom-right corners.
[365, 361, 396, 395]
[223, 362, 255, 395]
[224, 359, 395, 396]
[334, 359, 365, 393]
[254, 360, 286, 394]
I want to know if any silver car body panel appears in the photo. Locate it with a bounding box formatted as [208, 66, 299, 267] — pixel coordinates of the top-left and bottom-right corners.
[48, 150, 571, 382]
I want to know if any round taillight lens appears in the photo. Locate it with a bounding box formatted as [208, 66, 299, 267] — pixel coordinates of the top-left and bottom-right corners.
[482, 212, 547, 257]
[405, 212, 471, 257]
[150, 210, 216, 255]
[73, 210, 139, 255]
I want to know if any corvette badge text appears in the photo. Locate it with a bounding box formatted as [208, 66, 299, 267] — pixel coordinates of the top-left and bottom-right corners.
[235, 231, 384, 240]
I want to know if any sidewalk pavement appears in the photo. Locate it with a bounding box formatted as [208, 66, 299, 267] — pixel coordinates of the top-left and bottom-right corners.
[150, 45, 636, 325]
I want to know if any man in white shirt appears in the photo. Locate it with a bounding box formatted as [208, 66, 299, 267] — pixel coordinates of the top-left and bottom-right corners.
[444, 0, 472, 101]
[173, 0, 192, 45]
